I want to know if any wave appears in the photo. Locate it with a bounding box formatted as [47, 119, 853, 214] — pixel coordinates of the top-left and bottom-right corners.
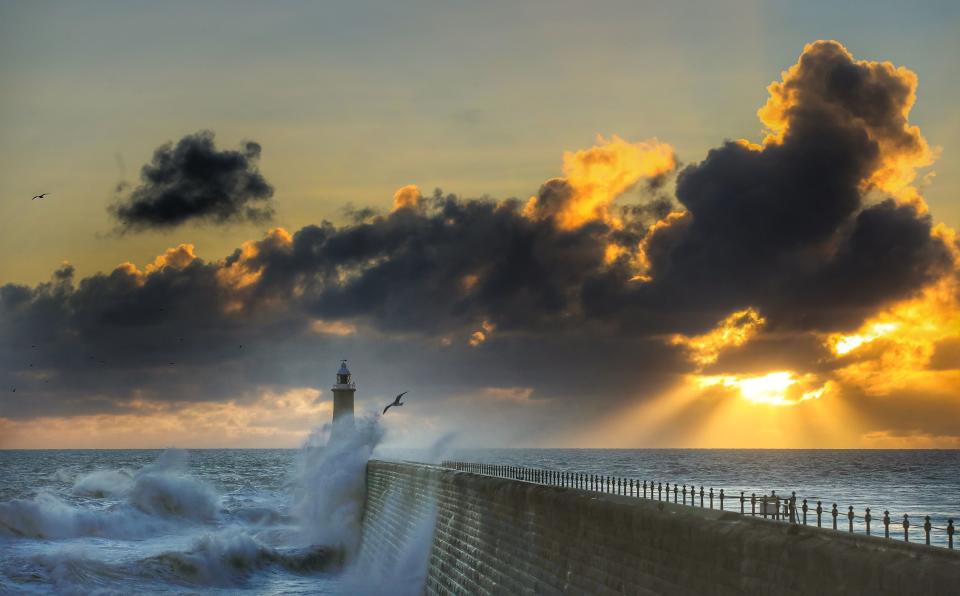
[15, 530, 336, 592]
[0, 449, 220, 539]
[128, 472, 219, 521]
[72, 469, 134, 498]
[0, 491, 165, 540]
[148, 530, 335, 584]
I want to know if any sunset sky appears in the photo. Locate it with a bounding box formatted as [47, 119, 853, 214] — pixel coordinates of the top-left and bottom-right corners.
[1, 1, 958, 449]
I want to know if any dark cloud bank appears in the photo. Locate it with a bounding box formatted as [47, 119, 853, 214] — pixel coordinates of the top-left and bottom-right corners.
[2, 42, 956, 438]
[110, 130, 274, 230]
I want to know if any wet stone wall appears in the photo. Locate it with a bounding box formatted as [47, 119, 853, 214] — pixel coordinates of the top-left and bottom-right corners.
[358, 460, 960, 595]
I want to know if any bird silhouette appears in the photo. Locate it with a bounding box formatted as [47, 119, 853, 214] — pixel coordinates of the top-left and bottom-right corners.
[31, 193, 48, 200]
[382, 391, 408, 415]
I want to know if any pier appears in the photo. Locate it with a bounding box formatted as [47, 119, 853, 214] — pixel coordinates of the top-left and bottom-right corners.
[357, 460, 960, 595]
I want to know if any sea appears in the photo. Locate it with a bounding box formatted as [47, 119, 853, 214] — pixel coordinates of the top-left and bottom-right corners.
[1, 445, 957, 594]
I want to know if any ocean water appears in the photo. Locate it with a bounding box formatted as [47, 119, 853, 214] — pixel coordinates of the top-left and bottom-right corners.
[1, 448, 957, 593]
[0, 448, 351, 595]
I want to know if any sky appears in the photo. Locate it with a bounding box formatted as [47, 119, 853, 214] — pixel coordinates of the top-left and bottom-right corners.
[1, 1, 958, 448]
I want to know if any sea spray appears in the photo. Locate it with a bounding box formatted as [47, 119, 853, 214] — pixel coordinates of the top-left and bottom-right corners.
[292, 415, 384, 556]
[342, 432, 459, 595]
[343, 489, 438, 596]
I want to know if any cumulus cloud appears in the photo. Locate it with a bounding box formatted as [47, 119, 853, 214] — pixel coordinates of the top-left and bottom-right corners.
[621, 40, 953, 332]
[110, 131, 274, 230]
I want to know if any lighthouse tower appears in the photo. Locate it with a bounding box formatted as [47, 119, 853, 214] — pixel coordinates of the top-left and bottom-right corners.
[331, 359, 356, 428]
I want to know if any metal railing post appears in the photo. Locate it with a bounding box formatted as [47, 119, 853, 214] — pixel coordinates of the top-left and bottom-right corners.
[740, 491, 745, 514]
[751, 493, 757, 516]
[700, 486, 704, 508]
[709, 488, 714, 509]
[817, 501, 823, 528]
[802, 499, 808, 525]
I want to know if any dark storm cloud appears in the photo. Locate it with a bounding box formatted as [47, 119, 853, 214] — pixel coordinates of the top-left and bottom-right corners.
[1, 181, 687, 420]
[254, 191, 615, 333]
[610, 41, 953, 332]
[110, 131, 274, 230]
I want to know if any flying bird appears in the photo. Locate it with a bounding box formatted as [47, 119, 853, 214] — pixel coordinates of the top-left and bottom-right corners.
[382, 391, 408, 415]
[31, 193, 48, 200]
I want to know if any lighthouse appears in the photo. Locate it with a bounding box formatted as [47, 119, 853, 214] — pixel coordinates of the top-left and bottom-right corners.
[331, 359, 356, 428]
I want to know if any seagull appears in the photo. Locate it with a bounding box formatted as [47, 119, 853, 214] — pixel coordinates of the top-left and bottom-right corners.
[31, 193, 48, 200]
[382, 391, 408, 415]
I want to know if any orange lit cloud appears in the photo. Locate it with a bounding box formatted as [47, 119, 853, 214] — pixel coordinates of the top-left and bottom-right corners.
[468, 320, 496, 346]
[216, 227, 293, 295]
[694, 371, 830, 407]
[392, 184, 423, 211]
[826, 276, 960, 395]
[524, 135, 676, 230]
[145, 244, 198, 273]
[670, 307, 766, 367]
[311, 319, 358, 336]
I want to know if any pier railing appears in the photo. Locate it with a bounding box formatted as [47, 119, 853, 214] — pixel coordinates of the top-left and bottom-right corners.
[440, 460, 956, 551]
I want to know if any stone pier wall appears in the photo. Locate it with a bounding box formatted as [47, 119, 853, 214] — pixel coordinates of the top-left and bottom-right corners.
[357, 460, 960, 595]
